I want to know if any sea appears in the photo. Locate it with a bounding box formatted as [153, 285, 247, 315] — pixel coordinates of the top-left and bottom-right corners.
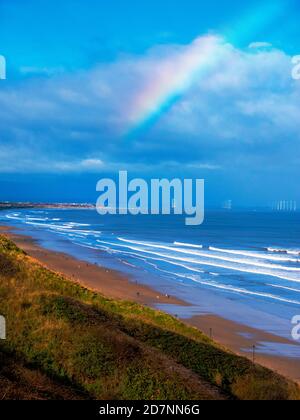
[1, 208, 300, 358]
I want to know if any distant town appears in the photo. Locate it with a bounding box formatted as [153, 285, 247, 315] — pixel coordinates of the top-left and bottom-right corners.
[0, 202, 95, 210]
[0, 201, 298, 212]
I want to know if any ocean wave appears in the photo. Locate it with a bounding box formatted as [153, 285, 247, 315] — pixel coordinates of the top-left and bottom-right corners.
[24, 221, 74, 230]
[65, 228, 102, 236]
[5, 214, 22, 220]
[117, 238, 300, 273]
[117, 259, 137, 269]
[209, 246, 300, 263]
[267, 284, 300, 294]
[173, 242, 203, 249]
[26, 218, 50, 223]
[97, 239, 300, 283]
[188, 277, 300, 306]
[267, 247, 300, 256]
[64, 222, 91, 227]
[147, 265, 300, 306]
[20, 219, 100, 237]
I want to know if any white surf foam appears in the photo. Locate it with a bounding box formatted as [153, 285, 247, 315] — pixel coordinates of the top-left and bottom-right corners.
[267, 247, 300, 256]
[117, 238, 300, 273]
[174, 242, 203, 249]
[267, 284, 300, 294]
[209, 246, 300, 263]
[188, 277, 300, 306]
[97, 239, 300, 283]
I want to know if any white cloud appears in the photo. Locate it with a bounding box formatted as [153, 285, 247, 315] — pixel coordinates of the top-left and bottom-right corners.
[19, 66, 65, 76]
[248, 42, 273, 49]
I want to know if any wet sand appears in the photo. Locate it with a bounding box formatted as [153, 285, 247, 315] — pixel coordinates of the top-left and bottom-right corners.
[1, 225, 300, 384]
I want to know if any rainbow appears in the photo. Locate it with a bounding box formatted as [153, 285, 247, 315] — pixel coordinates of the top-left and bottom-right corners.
[124, 0, 287, 137]
[125, 35, 223, 136]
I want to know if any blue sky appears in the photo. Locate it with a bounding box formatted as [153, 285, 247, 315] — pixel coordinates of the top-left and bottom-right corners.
[0, 0, 300, 206]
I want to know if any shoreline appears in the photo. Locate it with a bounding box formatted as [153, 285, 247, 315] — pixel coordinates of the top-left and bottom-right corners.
[1, 224, 300, 384]
[0, 226, 184, 307]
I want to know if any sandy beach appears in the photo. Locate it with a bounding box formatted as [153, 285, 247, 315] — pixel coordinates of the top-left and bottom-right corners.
[0, 226, 184, 307]
[1, 224, 300, 384]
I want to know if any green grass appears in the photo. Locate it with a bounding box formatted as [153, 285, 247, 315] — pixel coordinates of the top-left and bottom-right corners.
[0, 234, 299, 400]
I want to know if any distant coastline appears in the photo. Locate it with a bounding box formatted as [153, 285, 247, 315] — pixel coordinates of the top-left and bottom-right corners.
[0, 202, 95, 210]
[1, 201, 299, 213]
